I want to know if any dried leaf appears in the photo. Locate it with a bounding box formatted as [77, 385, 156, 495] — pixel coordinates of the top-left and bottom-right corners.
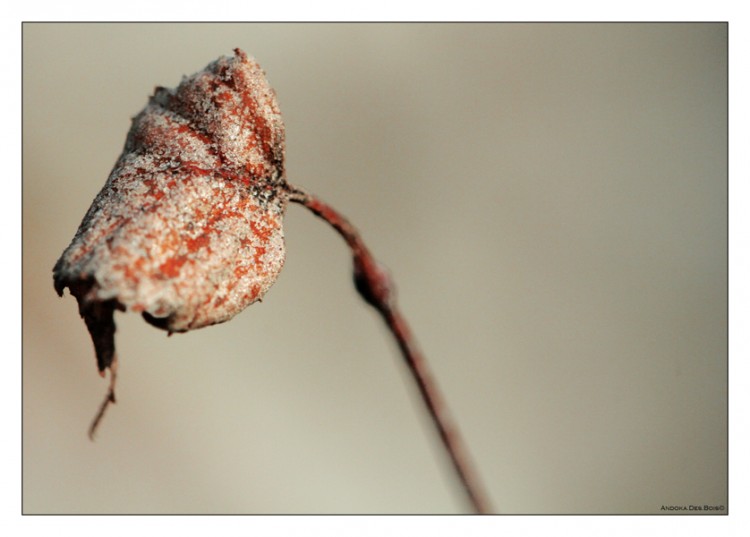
[54, 49, 289, 377]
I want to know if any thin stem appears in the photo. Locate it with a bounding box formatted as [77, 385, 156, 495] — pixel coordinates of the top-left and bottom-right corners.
[288, 186, 492, 514]
[89, 355, 118, 440]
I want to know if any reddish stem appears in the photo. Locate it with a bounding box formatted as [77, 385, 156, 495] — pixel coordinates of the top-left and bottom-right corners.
[289, 186, 492, 514]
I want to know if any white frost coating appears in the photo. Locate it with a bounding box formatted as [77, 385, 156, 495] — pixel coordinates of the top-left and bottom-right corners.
[54, 49, 290, 333]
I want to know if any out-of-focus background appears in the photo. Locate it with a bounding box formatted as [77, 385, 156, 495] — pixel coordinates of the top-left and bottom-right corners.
[23, 23, 727, 514]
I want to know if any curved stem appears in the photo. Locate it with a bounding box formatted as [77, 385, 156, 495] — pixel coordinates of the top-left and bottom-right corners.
[288, 186, 492, 514]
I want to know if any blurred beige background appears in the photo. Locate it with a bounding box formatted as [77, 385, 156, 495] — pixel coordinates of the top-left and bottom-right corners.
[23, 23, 726, 514]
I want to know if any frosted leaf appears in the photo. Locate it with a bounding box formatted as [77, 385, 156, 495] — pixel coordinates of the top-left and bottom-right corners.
[53, 49, 289, 374]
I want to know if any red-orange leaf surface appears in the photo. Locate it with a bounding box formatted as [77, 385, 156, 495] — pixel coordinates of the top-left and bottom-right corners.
[54, 49, 288, 373]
